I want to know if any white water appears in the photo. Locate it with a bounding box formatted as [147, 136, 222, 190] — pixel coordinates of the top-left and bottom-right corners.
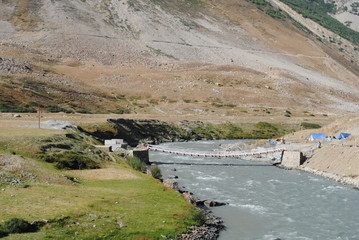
[150, 140, 359, 240]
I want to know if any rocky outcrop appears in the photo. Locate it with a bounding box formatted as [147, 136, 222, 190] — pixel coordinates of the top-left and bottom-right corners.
[163, 179, 179, 191]
[0, 57, 33, 75]
[179, 213, 225, 240]
[106, 119, 218, 147]
[107, 119, 185, 147]
[163, 177, 226, 239]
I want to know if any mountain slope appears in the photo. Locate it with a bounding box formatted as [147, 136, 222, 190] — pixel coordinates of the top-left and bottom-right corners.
[0, 0, 358, 116]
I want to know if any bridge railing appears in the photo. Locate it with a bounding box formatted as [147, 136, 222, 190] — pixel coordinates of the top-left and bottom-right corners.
[148, 145, 285, 158]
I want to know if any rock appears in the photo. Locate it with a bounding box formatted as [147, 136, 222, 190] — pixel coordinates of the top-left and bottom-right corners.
[40, 120, 75, 130]
[118, 222, 126, 228]
[0, 57, 33, 75]
[179, 211, 224, 240]
[30, 220, 46, 229]
[183, 192, 197, 204]
[204, 200, 227, 208]
[167, 175, 178, 179]
[163, 179, 179, 190]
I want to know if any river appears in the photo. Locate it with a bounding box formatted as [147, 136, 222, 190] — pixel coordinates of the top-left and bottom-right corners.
[149, 140, 359, 240]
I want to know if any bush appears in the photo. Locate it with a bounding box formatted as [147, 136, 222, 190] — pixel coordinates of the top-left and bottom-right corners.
[0, 218, 36, 234]
[41, 151, 100, 170]
[149, 165, 162, 179]
[46, 105, 70, 113]
[113, 108, 130, 114]
[76, 109, 91, 114]
[0, 104, 37, 113]
[0, 229, 8, 238]
[191, 209, 206, 226]
[255, 122, 277, 131]
[127, 157, 146, 172]
[300, 122, 321, 129]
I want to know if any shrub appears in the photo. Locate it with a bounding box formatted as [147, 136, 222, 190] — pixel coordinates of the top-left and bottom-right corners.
[46, 105, 69, 113]
[0, 229, 8, 238]
[0, 104, 37, 113]
[41, 151, 100, 170]
[149, 165, 162, 179]
[127, 157, 146, 172]
[191, 209, 206, 226]
[300, 122, 321, 129]
[113, 108, 130, 114]
[0, 218, 35, 234]
[255, 122, 277, 130]
[76, 109, 91, 114]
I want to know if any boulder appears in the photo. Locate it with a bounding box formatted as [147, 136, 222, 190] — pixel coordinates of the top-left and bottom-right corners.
[204, 200, 227, 208]
[183, 192, 197, 204]
[163, 179, 179, 191]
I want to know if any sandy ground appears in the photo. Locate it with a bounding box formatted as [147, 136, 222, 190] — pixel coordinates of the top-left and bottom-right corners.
[287, 115, 359, 187]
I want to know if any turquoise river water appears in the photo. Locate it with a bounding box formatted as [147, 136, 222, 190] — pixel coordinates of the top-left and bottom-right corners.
[149, 140, 359, 240]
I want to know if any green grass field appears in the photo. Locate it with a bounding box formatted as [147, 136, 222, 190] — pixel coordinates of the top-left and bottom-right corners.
[1, 177, 197, 239]
[0, 130, 200, 239]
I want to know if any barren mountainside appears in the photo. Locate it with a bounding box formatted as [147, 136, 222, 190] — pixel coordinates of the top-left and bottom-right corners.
[0, 0, 358, 116]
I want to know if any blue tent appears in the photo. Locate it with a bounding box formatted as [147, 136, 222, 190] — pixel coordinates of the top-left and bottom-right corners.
[309, 133, 326, 140]
[337, 133, 352, 140]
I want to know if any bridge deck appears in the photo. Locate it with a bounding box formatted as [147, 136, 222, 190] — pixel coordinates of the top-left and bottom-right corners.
[148, 145, 285, 158]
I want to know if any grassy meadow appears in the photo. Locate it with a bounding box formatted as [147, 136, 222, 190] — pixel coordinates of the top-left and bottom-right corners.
[0, 127, 201, 239]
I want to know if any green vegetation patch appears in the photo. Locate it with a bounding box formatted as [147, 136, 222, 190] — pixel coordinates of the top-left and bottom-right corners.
[0, 129, 201, 239]
[279, 0, 359, 45]
[40, 151, 100, 170]
[300, 122, 321, 129]
[38, 132, 111, 169]
[0, 218, 37, 234]
[0, 177, 199, 239]
[246, 0, 288, 19]
[127, 156, 146, 172]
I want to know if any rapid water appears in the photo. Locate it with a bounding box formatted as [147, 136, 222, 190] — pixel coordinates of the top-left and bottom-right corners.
[150, 140, 359, 240]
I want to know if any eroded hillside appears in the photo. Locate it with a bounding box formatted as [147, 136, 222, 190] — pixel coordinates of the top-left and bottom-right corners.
[0, 0, 358, 117]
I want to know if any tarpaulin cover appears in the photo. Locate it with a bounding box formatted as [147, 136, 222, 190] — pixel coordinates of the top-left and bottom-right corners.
[338, 133, 352, 140]
[309, 133, 326, 140]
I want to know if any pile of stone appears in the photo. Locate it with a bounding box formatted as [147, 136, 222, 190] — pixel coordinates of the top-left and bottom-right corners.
[179, 213, 224, 240]
[0, 57, 32, 75]
[0, 172, 25, 186]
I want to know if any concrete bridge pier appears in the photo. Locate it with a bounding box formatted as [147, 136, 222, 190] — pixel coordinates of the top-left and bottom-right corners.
[281, 151, 306, 168]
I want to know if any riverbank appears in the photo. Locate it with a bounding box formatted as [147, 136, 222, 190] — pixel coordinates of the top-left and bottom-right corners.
[299, 166, 359, 188]
[284, 115, 359, 188]
[151, 140, 359, 240]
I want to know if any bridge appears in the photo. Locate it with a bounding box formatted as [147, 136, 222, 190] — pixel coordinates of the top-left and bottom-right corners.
[148, 145, 285, 161]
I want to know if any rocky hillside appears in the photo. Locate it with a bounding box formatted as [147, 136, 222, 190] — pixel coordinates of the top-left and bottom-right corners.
[0, 0, 358, 117]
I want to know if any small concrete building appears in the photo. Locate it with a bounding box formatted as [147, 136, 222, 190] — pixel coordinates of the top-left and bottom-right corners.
[104, 139, 124, 145]
[104, 139, 128, 152]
